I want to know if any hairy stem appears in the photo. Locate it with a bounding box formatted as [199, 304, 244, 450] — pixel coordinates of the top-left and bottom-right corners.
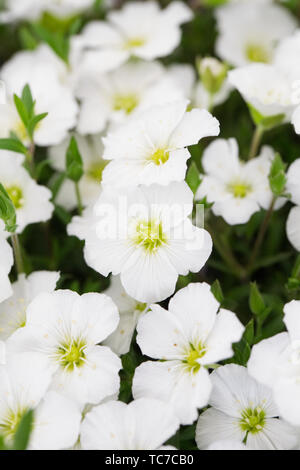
[11, 233, 24, 275]
[247, 197, 277, 275]
[249, 126, 264, 160]
[75, 182, 83, 216]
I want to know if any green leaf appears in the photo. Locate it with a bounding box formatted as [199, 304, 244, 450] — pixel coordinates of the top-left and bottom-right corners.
[243, 319, 254, 346]
[232, 338, 251, 366]
[0, 434, 9, 450]
[268, 153, 287, 196]
[27, 112, 48, 138]
[12, 409, 34, 450]
[51, 172, 66, 201]
[54, 204, 72, 225]
[186, 161, 201, 194]
[19, 27, 38, 50]
[211, 279, 224, 304]
[21, 84, 35, 117]
[249, 282, 265, 316]
[66, 137, 84, 183]
[32, 23, 69, 63]
[13, 94, 29, 127]
[0, 138, 28, 155]
[0, 183, 17, 233]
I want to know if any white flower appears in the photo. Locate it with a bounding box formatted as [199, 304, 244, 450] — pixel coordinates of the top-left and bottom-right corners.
[0, 0, 95, 21]
[7, 290, 122, 407]
[0, 152, 53, 233]
[248, 300, 300, 426]
[132, 283, 244, 424]
[49, 133, 106, 210]
[102, 101, 220, 188]
[68, 182, 213, 303]
[0, 50, 78, 146]
[196, 364, 298, 450]
[80, 398, 179, 450]
[274, 30, 300, 83]
[287, 206, 300, 252]
[286, 159, 300, 206]
[74, 1, 192, 72]
[0, 352, 81, 450]
[285, 159, 300, 251]
[196, 139, 277, 225]
[0, 220, 13, 303]
[215, 1, 296, 67]
[102, 276, 148, 356]
[206, 440, 248, 451]
[0, 271, 60, 341]
[228, 64, 294, 121]
[76, 61, 184, 135]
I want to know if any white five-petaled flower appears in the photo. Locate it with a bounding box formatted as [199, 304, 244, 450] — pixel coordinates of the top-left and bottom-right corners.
[215, 0, 296, 67]
[0, 0, 95, 22]
[74, 1, 192, 73]
[49, 133, 106, 211]
[0, 152, 54, 233]
[0, 220, 13, 303]
[0, 151, 54, 232]
[196, 139, 279, 225]
[0, 50, 78, 146]
[132, 282, 244, 424]
[102, 275, 148, 356]
[7, 290, 122, 408]
[228, 64, 294, 122]
[68, 181, 213, 303]
[76, 61, 184, 135]
[80, 398, 179, 450]
[0, 271, 60, 341]
[0, 352, 81, 450]
[196, 364, 298, 450]
[102, 101, 220, 188]
[248, 300, 300, 426]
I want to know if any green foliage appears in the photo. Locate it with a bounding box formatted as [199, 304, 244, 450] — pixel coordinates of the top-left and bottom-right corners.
[211, 279, 224, 304]
[0, 183, 17, 233]
[65, 137, 84, 183]
[268, 153, 287, 197]
[186, 161, 201, 194]
[12, 410, 34, 450]
[0, 137, 28, 155]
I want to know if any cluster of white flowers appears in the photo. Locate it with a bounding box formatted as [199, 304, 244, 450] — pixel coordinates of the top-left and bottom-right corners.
[1, 0, 300, 452]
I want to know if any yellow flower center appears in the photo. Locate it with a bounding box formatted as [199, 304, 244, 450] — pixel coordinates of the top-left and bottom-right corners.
[228, 181, 252, 198]
[0, 408, 27, 441]
[124, 37, 146, 49]
[113, 94, 139, 114]
[133, 219, 167, 253]
[14, 120, 28, 141]
[183, 343, 206, 373]
[246, 43, 270, 63]
[6, 185, 24, 209]
[240, 407, 266, 434]
[57, 338, 87, 371]
[149, 149, 170, 166]
[86, 161, 107, 182]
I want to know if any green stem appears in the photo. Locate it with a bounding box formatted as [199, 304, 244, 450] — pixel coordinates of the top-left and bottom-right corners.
[247, 197, 277, 275]
[206, 222, 247, 280]
[26, 141, 36, 177]
[249, 126, 264, 160]
[11, 233, 24, 275]
[75, 182, 83, 215]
